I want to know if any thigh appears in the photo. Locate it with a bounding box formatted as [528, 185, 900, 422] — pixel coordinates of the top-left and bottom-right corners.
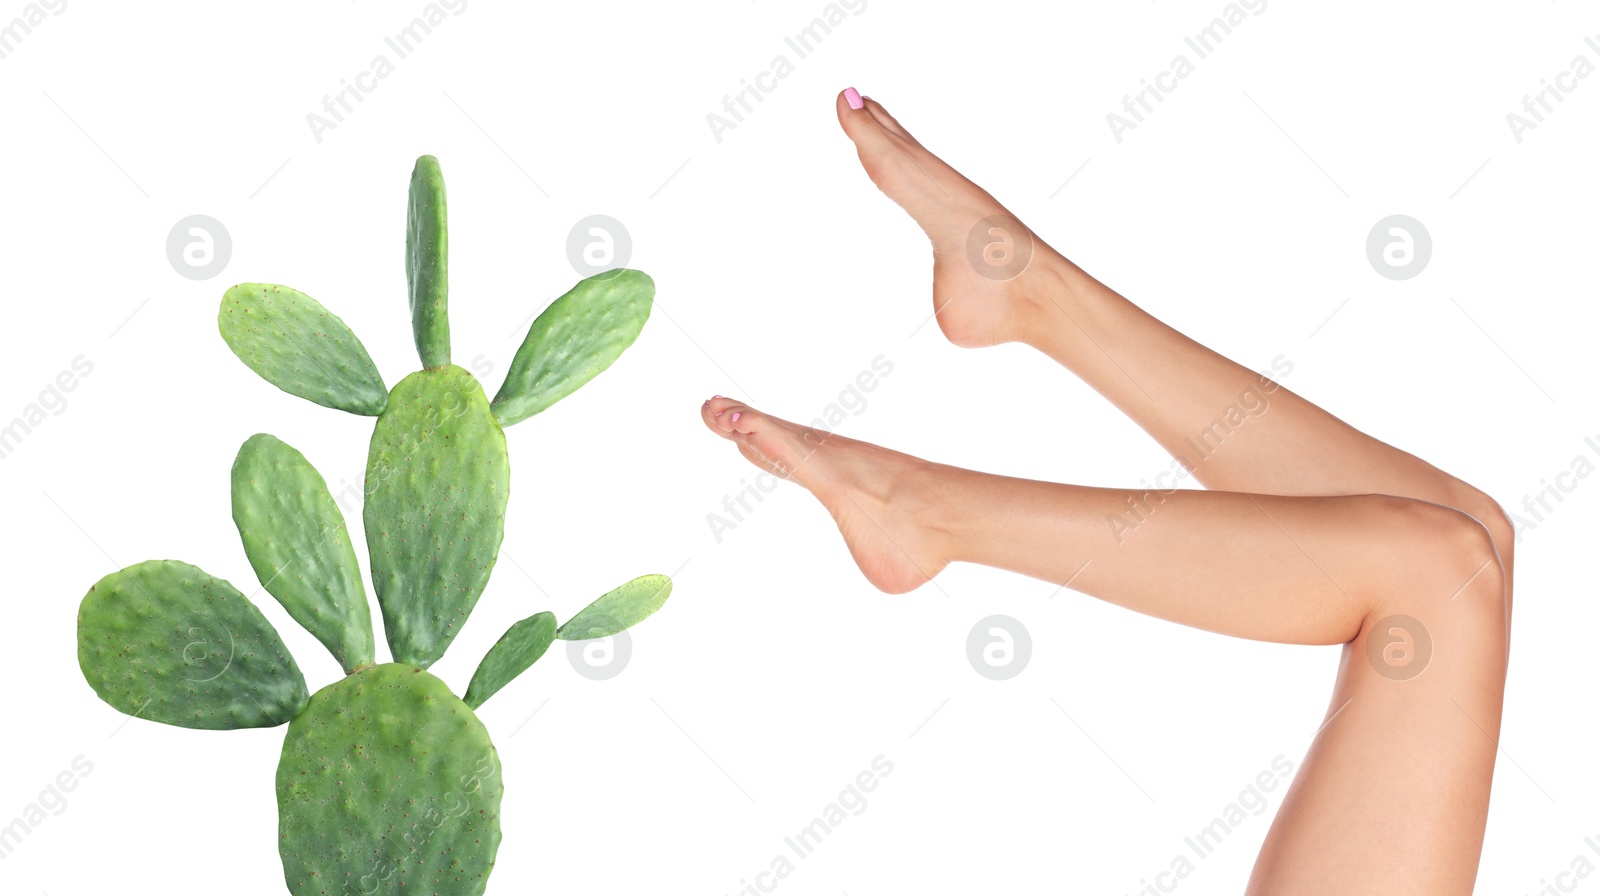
[1246, 566, 1510, 894]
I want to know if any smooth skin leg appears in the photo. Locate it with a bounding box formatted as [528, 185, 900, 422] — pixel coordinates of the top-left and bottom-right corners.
[829, 90, 1513, 569]
[698, 399, 1505, 893]
[838, 89, 1510, 889]
[697, 91, 1514, 892]
[826, 90, 1514, 892]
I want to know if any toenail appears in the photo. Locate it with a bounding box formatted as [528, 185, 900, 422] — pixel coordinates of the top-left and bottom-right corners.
[714, 394, 723, 399]
[714, 411, 723, 417]
[844, 87, 863, 110]
[703, 400, 710, 408]
[731, 412, 741, 422]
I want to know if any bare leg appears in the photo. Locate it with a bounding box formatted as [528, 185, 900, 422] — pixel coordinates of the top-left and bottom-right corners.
[698, 399, 1505, 893]
[829, 90, 1514, 888]
[831, 91, 1513, 572]
[697, 91, 1516, 892]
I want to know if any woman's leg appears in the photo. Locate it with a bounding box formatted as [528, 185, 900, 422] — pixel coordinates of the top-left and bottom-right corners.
[827, 96, 1513, 887]
[699, 91, 1512, 891]
[698, 400, 1505, 893]
[831, 91, 1514, 572]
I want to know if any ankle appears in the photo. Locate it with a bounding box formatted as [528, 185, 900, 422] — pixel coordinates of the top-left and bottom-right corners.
[1011, 249, 1087, 345]
[891, 458, 962, 562]
[1017, 251, 1120, 354]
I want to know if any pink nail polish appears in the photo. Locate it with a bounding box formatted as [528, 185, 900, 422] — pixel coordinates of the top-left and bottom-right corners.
[844, 87, 863, 110]
[714, 394, 723, 399]
[731, 412, 741, 422]
[714, 411, 723, 417]
[703, 400, 710, 408]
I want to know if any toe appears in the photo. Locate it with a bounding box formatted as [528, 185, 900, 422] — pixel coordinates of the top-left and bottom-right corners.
[836, 88, 885, 142]
[724, 407, 764, 438]
[836, 90, 953, 219]
[704, 399, 819, 480]
[836, 89, 911, 170]
[863, 97, 915, 142]
[701, 395, 741, 439]
[707, 397, 754, 433]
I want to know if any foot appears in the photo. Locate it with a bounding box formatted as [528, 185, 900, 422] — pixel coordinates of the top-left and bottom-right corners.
[700, 396, 949, 593]
[836, 88, 1063, 348]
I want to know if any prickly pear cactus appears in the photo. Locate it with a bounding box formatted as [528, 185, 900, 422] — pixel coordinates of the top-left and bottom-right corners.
[75, 155, 669, 895]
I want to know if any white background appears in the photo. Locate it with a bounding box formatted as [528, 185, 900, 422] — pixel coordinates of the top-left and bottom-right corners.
[2, 1, 1596, 893]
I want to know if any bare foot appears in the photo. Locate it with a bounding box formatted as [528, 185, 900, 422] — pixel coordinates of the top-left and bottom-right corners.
[699, 396, 948, 593]
[836, 88, 1065, 348]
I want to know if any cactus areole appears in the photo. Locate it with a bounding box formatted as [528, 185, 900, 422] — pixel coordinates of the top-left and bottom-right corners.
[76, 155, 671, 895]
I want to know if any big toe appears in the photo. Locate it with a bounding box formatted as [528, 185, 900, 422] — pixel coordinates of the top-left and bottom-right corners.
[836, 89, 961, 229]
[837, 89, 886, 145]
[701, 397, 813, 479]
[838, 91, 922, 185]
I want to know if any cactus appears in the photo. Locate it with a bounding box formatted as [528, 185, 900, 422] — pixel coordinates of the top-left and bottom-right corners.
[75, 155, 668, 895]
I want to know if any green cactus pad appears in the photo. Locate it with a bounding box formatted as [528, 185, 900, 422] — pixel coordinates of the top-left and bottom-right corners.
[365, 366, 508, 668]
[277, 664, 502, 895]
[232, 434, 376, 673]
[491, 269, 654, 427]
[77, 560, 309, 729]
[557, 574, 673, 640]
[219, 284, 388, 416]
[463, 611, 556, 709]
[408, 155, 451, 369]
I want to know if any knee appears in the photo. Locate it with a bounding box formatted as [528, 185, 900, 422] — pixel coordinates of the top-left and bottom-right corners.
[1442, 504, 1509, 606]
[1438, 481, 1516, 634]
[1376, 499, 1510, 657]
[1443, 481, 1515, 570]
